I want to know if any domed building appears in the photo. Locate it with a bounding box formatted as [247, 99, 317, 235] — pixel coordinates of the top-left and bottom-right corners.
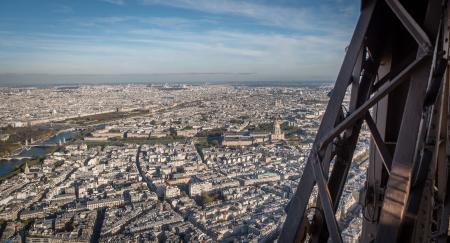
[271, 115, 284, 141]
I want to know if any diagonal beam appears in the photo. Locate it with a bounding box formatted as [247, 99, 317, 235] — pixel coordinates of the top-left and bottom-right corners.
[318, 54, 430, 151]
[311, 156, 343, 243]
[365, 113, 392, 173]
[377, 0, 440, 239]
[385, 0, 432, 51]
[278, 1, 377, 241]
[436, 70, 450, 242]
[376, 49, 433, 243]
[314, 54, 378, 243]
[372, 52, 416, 92]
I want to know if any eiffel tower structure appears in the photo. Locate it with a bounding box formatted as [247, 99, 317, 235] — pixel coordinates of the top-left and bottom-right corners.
[280, 0, 450, 242]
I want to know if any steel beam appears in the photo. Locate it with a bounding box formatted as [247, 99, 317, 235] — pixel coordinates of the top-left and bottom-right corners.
[376, 0, 440, 240]
[434, 69, 450, 242]
[318, 55, 429, 151]
[313, 53, 378, 243]
[361, 48, 393, 242]
[375, 41, 433, 243]
[384, 0, 432, 52]
[280, 1, 446, 242]
[365, 113, 393, 173]
[278, 1, 377, 241]
[375, 64, 431, 242]
[311, 156, 343, 243]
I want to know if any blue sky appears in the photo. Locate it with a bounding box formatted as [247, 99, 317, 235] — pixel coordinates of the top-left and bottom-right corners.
[0, 0, 358, 84]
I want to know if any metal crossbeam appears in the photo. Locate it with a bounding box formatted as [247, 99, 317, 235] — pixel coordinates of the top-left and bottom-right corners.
[278, 1, 377, 241]
[384, 0, 432, 52]
[313, 50, 378, 243]
[311, 155, 343, 243]
[280, 0, 449, 242]
[318, 55, 429, 151]
[377, 0, 440, 240]
[436, 70, 450, 242]
[365, 113, 392, 173]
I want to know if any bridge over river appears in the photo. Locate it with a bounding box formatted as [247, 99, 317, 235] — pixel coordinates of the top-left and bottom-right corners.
[0, 130, 80, 177]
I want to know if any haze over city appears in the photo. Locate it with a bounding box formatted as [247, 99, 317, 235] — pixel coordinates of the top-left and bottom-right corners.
[0, 0, 357, 85]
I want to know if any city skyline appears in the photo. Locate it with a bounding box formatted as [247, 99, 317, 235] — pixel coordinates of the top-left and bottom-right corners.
[0, 83, 368, 242]
[0, 0, 358, 84]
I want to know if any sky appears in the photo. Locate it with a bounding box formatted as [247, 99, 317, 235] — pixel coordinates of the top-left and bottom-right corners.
[0, 0, 359, 85]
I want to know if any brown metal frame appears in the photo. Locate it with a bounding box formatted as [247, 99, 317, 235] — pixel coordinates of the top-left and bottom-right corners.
[279, 0, 450, 242]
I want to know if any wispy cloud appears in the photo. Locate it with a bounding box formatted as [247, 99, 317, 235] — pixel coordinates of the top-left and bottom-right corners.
[100, 0, 126, 5]
[140, 0, 356, 33]
[69, 16, 216, 29]
[0, 26, 347, 80]
[0, 0, 358, 81]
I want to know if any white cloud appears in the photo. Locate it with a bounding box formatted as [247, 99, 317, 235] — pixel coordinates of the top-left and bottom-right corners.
[0, 0, 357, 81]
[139, 0, 355, 33]
[100, 0, 126, 5]
[70, 16, 216, 29]
[0, 27, 347, 80]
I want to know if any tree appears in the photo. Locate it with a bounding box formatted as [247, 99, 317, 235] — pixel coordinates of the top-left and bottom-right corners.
[200, 192, 215, 205]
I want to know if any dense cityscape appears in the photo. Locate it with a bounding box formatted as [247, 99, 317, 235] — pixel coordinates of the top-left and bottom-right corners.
[0, 84, 369, 242]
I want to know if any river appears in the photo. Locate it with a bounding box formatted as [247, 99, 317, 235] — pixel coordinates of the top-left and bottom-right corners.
[0, 130, 79, 177]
